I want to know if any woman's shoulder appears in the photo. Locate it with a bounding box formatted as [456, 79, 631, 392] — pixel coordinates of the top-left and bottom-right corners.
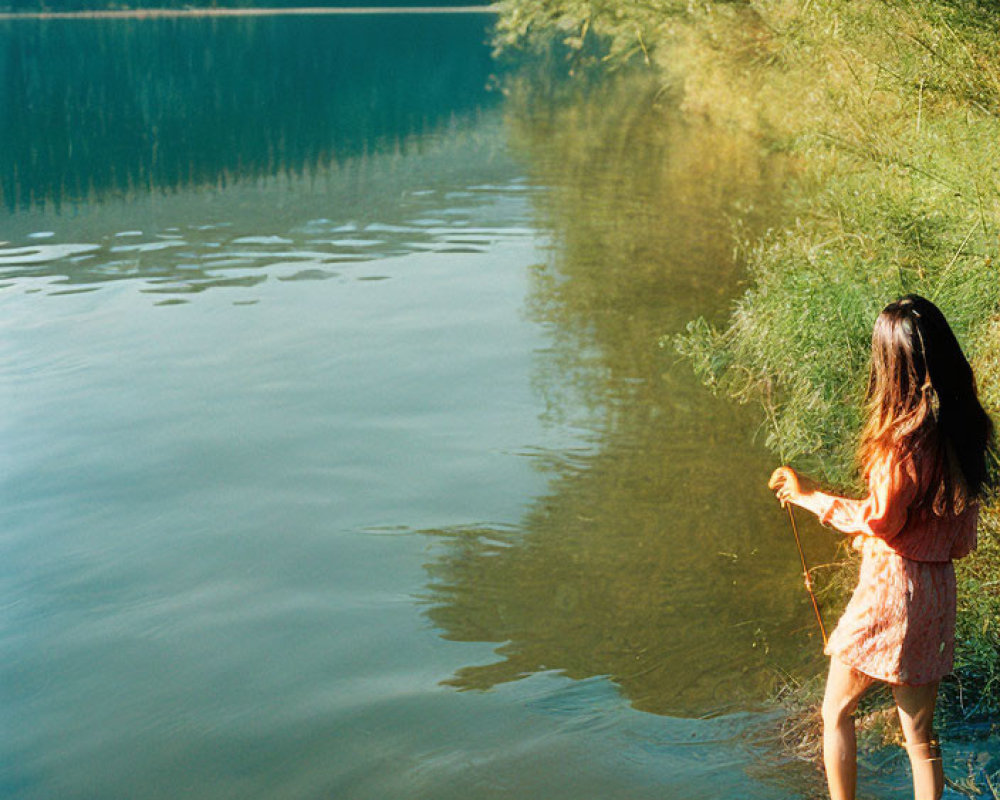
[866, 447, 920, 487]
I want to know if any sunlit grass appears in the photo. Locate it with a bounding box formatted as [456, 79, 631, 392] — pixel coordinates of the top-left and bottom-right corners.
[666, 2, 1000, 738]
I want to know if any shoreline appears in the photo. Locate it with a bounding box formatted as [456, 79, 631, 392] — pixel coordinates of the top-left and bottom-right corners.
[0, 6, 499, 20]
[493, 0, 1000, 782]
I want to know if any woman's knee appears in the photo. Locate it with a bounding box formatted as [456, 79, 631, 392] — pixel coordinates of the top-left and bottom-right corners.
[893, 681, 939, 744]
[897, 714, 937, 748]
[821, 659, 873, 729]
[821, 690, 861, 729]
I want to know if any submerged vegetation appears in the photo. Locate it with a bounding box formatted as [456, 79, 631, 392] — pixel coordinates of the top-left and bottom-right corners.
[495, 0, 1000, 773]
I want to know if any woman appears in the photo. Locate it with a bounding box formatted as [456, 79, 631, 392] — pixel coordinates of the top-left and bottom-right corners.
[768, 294, 995, 800]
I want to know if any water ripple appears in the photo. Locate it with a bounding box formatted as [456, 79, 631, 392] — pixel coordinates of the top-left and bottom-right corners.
[0, 243, 101, 265]
[0, 180, 535, 302]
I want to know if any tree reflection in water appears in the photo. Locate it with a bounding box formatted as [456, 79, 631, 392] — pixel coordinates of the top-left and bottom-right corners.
[0, 14, 498, 213]
[422, 72, 839, 717]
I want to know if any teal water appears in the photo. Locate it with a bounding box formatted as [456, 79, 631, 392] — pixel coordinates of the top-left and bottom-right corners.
[0, 14, 866, 799]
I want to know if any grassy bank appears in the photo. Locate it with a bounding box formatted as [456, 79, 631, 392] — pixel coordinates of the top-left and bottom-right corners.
[494, 0, 1000, 773]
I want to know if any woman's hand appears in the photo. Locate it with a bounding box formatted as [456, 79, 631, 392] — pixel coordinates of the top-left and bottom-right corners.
[768, 466, 803, 507]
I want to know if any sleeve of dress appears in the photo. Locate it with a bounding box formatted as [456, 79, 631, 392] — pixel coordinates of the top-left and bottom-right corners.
[792, 455, 917, 542]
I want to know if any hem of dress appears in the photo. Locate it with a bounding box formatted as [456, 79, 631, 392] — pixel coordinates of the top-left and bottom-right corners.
[824, 650, 948, 687]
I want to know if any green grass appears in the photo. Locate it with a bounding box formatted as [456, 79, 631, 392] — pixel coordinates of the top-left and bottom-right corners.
[666, 1, 1000, 738]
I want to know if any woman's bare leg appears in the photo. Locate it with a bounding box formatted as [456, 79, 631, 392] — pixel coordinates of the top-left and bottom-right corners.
[892, 681, 942, 800]
[821, 658, 875, 800]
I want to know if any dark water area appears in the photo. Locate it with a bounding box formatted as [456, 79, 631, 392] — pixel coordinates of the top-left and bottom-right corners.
[0, 14, 498, 212]
[1, 1, 492, 10]
[0, 13, 892, 800]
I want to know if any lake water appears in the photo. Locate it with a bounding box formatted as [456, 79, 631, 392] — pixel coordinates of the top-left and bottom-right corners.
[0, 13, 864, 799]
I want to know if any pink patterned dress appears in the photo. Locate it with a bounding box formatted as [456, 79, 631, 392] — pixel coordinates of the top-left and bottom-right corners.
[796, 454, 978, 685]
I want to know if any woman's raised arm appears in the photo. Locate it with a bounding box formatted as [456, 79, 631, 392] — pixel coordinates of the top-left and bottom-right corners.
[770, 455, 918, 542]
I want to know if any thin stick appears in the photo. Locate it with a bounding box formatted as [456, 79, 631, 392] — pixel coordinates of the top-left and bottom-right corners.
[916, 77, 924, 137]
[763, 384, 828, 648]
[786, 503, 829, 647]
[932, 218, 978, 301]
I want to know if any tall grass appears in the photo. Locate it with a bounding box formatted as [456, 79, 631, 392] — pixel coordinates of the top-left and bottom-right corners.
[670, 0, 1000, 477]
[668, 1, 1000, 732]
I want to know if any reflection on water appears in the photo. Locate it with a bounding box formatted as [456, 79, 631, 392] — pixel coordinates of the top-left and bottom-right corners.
[0, 159, 530, 298]
[1, 17, 839, 800]
[0, 14, 515, 296]
[423, 74, 837, 716]
[0, 14, 498, 212]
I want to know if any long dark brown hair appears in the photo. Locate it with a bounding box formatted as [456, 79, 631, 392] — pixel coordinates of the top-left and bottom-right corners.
[858, 294, 995, 515]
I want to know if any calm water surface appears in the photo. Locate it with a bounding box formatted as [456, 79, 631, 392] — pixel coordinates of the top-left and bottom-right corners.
[0, 15, 868, 800]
